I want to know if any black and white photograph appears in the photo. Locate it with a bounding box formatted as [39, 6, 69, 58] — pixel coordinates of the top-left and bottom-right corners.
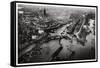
[11, 1, 98, 66]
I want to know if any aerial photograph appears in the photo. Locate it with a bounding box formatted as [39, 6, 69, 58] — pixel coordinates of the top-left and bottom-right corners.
[16, 3, 96, 64]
